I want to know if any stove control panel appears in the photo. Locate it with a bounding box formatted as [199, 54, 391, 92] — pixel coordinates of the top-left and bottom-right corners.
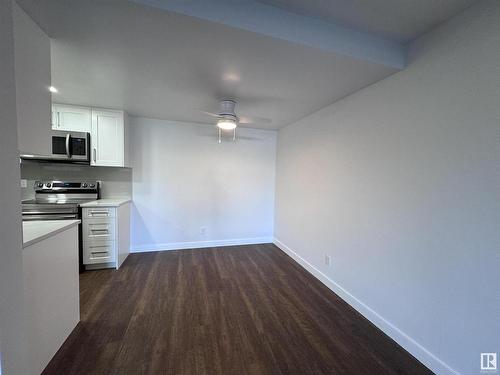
[34, 180, 100, 191]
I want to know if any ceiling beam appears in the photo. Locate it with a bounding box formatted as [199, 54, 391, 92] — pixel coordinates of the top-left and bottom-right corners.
[130, 0, 406, 69]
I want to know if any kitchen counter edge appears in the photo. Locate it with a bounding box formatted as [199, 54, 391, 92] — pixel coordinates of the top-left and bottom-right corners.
[79, 198, 132, 208]
[23, 220, 81, 248]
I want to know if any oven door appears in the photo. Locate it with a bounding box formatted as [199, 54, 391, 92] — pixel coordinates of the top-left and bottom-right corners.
[22, 202, 80, 221]
[51, 131, 90, 162]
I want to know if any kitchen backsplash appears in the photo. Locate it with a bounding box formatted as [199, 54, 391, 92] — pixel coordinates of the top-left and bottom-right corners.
[21, 162, 132, 200]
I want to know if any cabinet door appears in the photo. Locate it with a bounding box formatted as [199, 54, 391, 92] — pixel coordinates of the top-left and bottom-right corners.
[52, 104, 91, 132]
[91, 109, 124, 167]
[51, 107, 58, 130]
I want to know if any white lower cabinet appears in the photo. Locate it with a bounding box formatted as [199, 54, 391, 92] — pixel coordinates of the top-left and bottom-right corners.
[83, 217, 116, 242]
[82, 202, 130, 269]
[84, 240, 116, 264]
[83, 206, 115, 219]
[23, 225, 79, 375]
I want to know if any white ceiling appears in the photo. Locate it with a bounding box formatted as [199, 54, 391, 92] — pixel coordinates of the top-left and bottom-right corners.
[39, 0, 397, 129]
[19, 0, 476, 129]
[258, 0, 477, 42]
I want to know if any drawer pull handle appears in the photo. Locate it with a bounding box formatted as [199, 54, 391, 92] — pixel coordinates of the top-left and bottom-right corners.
[90, 211, 109, 217]
[90, 229, 109, 235]
[90, 251, 110, 259]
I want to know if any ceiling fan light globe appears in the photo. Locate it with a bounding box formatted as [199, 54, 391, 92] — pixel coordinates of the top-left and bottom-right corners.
[217, 119, 237, 130]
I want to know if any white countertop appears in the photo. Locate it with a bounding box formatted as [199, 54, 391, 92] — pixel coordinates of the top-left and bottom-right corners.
[23, 220, 81, 248]
[79, 198, 131, 208]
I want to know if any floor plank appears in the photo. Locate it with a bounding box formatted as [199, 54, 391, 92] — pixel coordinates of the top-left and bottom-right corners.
[43, 244, 433, 375]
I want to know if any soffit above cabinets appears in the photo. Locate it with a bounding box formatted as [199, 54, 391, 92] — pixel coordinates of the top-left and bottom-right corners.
[257, 0, 478, 43]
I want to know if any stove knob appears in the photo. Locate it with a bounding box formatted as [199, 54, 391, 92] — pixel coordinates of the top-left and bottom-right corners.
[82, 183, 88, 188]
[89, 183, 95, 188]
[37, 182, 43, 188]
[46, 183, 51, 188]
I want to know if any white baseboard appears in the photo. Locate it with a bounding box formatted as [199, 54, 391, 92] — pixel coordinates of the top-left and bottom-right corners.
[273, 238, 460, 375]
[131, 237, 273, 253]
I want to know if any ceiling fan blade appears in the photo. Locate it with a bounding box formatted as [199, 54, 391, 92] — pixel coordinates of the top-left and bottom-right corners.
[239, 115, 272, 124]
[196, 110, 220, 118]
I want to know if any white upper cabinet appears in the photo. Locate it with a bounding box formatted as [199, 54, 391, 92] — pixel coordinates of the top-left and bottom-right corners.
[91, 108, 125, 167]
[50, 103, 129, 167]
[52, 104, 91, 132]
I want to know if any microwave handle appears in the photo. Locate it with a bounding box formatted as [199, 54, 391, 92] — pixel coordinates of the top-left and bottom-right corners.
[65, 134, 71, 158]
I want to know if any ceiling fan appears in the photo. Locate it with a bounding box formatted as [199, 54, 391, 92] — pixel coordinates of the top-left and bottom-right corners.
[199, 100, 271, 143]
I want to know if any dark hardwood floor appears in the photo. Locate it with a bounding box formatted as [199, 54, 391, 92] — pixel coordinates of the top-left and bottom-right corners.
[43, 244, 432, 375]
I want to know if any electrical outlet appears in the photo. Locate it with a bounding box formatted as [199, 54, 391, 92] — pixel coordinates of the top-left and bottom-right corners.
[200, 226, 206, 235]
[20, 179, 27, 188]
[325, 254, 331, 267]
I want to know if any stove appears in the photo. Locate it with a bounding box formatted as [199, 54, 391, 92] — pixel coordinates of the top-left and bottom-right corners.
[22, 180, 100, 273]
[22, 180, 99, 221]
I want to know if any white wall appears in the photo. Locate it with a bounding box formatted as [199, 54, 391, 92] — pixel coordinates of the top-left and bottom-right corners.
[13, 2, 52, 156]
[274, 1, 500, 374]
[0, 0, 27, 373]
[130, 117, 276, 251]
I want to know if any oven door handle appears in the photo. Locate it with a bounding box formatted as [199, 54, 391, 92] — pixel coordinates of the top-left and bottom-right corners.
[65, 134, 71, 158]
[23, 214, 79, 220]
[23, 211, 77, 215]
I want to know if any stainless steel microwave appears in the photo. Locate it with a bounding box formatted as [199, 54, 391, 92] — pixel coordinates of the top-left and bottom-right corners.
[51, 130, 90, 162]
[20, 131, 90, 164]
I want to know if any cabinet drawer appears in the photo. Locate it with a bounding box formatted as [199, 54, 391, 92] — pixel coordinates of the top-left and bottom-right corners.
[83, 241, 116, 265]
[82, 207, 116, 218]
[83, 218, 116, 241]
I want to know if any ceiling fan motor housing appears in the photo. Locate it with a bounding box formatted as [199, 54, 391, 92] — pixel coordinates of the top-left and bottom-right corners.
[219, 100, 238, 122]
